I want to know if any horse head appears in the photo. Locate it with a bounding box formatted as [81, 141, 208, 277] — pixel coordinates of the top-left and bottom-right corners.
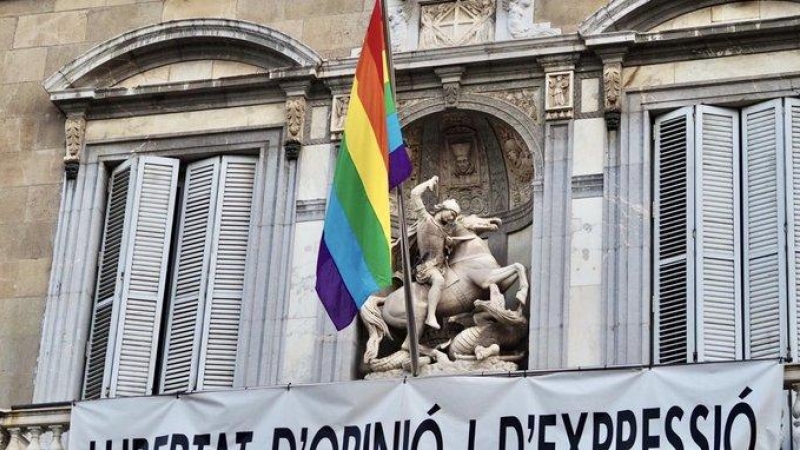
[457, 214, 502, 235]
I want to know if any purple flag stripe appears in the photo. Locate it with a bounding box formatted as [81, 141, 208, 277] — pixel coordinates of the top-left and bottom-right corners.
[316, 239, 359, 330]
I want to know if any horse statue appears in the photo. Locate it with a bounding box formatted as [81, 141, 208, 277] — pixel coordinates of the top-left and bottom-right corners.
[359, 213, 529, 372]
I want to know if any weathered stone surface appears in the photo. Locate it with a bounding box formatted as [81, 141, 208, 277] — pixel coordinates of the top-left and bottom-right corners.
[0, 296, 45, 408]
[13, 258, 50, 297]
[284, 0, 363, 20]
[25, 185, 61, 223]
[0, 82, 53, 118]
[44, 42, 94, 79]
[0, 0, 54, 18]
[22, 148, 62, 186]
[167, 60, 213, 82]
[534, 0, 606, 33]
[302, 12, 370, 55]
[13, 11, 87, 48]
[0, 18, 17, 50]
[54, 0, 105, 11]
[0, 47, 47, 83]
[0, 186, 26, 224]
[211, 60, 263, 79]
[236, 0, 284, 24]
[572, 118, 605, 176]
[711, 1, 760, 22]
[85, 3, 161, 43]
[18, 220, 56, 259]
[86, 104, 285, 140]
[162, 0, 236, 20]
[0, 263, 15, 298]
[0, 117, 35, 153]
[115, 65, 170, 88]
[0, 153, 24, 187]
[580, 78, 599, 114]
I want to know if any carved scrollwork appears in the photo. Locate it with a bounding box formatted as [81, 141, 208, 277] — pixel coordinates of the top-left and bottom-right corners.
[443, 83, 460, 108]
[481, 89, 540, 124]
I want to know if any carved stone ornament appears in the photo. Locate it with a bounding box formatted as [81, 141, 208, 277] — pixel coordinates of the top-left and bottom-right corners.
[420, 0, 496, 49]
[330, 94, 349, 134]
[285, 97, 306, 143]
[284, 97, 306, 160]
[504, 0, 561, 38]
[361, 176, 530, 378]
[64, 116, 86, 179]
[603, 62, 623, 129]
[443, 83, 460, 108]
[481, 88, 540, 124]
[545, 71, 574, 120]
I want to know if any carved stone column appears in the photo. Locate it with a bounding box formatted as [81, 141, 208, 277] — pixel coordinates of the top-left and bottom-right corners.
[281, 81, 311, 161]
[63, 115, 86, 179]
[435, 66, 465, 109]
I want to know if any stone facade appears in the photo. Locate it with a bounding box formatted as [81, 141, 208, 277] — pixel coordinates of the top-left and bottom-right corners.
[1, 8, 800, 447]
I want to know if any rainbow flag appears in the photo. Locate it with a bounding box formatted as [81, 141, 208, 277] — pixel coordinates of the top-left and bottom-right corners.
[316, 0, 412, 330]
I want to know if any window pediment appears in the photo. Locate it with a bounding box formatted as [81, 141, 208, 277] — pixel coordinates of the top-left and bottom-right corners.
[44, 19, 322, 92]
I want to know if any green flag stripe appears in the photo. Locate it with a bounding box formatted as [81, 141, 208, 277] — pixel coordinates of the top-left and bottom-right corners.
[333, 139, 391, 283]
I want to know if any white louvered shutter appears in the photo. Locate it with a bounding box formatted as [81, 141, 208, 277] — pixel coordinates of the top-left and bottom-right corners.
[83, 160, 135, 400]
[110, 157, 179, 397]
[197, 156, 257, 389]
[83, 157, 179, 399]
[160, 159, 221, 393]
[743, 99, 788, 359]
[654, 107, 695, 364]
[694, 106, 741, 361]
[784, 98, 800, 360]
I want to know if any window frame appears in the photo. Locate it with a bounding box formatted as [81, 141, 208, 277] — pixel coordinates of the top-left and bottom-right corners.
[80, 128, 292, 398]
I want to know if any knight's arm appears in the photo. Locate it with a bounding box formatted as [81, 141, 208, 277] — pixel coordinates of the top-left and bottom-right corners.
[410, 176, 438, 216]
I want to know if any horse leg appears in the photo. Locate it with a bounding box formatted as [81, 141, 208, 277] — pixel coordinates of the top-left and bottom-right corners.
[400, 298, 428, 351]
[480, 263, 529, 306]
[360, 295, 388, 364]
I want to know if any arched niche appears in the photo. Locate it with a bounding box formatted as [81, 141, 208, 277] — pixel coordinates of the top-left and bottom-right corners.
[397, 107, 538, 266]
[44, 19, 322, 92]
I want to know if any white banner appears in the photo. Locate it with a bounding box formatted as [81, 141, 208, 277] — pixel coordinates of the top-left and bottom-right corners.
[70, 361, 782, 450]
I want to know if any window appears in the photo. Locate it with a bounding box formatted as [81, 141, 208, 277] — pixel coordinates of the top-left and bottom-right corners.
[654, 98, 800, 364]
[83, 155, 258, 399]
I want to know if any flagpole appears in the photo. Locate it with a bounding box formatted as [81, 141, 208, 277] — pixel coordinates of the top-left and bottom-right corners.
[381, 0, 420, 377]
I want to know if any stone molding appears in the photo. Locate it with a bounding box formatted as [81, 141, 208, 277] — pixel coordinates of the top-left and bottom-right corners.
[580, 0, 800, 34]
[44, 19, 322, 93]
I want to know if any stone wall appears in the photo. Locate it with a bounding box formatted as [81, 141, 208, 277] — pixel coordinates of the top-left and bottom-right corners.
[0, 0, 376, 409]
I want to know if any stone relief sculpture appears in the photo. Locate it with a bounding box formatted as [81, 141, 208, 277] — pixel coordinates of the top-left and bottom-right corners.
[360, 176, 530, 377]
[420, 0, 496, 49]
[388, 5, 411, 52]
[545, 71, 574, 120]
[330, 95, 349, 133]
[505, 0, 560, 38]
[64, 116, 86, 179]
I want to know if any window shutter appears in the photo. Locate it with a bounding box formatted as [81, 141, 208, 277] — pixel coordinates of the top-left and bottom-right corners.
[160, 158, 221, 393]
[110, 157, 179, 397]
[83, 160, 134, 400]
[784, 98, 800, 359]
[197, 155, 257, 389]
[694, 105, 741, 361]
[743, 99, 788, 359]
[654, 107, 695, 364]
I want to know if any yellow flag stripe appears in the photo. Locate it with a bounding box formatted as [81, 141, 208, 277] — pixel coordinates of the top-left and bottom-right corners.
[342, 81, 391, 242]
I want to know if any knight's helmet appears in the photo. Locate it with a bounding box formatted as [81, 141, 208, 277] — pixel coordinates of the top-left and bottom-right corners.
[434, 199, 461, 215]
